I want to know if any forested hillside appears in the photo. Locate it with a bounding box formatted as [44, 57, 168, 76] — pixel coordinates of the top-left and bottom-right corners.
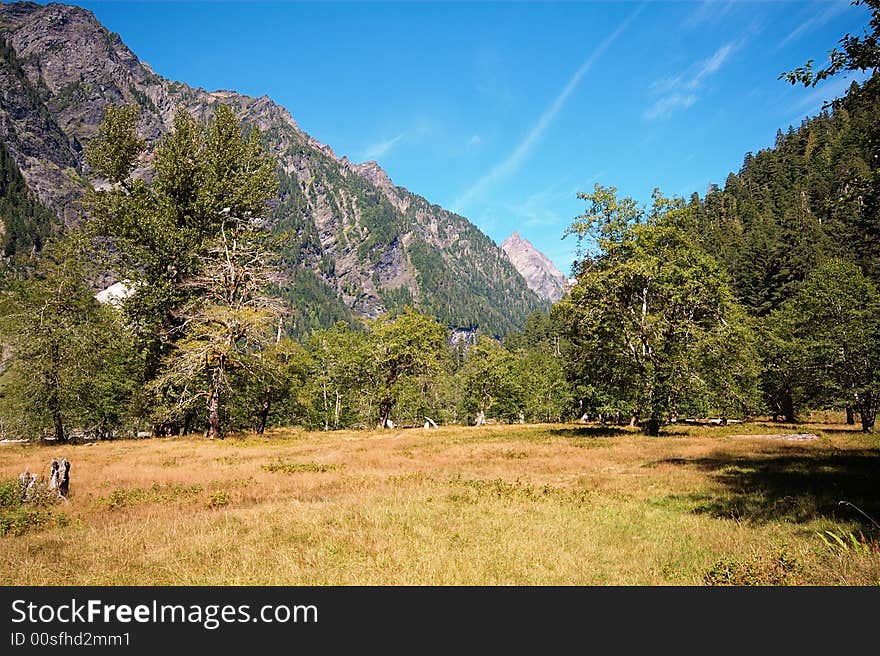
[685, 75, 880, 315]
[0, 139, 56, 257]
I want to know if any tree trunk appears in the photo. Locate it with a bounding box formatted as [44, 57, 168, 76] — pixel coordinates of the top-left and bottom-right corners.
[858, 405, 876, 433]
[53, 407, 65, 443]
[475, 409, 485, 427]
[378, 400, 393, 429]
[256, 395, 270, 435]
[846, 407, 855, 425]
[781, 390, 796, 423]
[643, 417, 661, 436]
[207, 385, 222, 439]
[47, 344, 65, 442]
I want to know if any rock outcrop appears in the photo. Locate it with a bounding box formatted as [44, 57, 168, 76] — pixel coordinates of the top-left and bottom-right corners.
[500, 231, 568, 302]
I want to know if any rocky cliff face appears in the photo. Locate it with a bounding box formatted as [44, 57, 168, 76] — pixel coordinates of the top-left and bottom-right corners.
[0, 1, 544, 335]
[500, 231, 568, 303]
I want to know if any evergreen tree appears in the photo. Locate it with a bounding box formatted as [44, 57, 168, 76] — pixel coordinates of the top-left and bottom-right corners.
[0, 237, 135, 440]
[85, 104, 277, 434]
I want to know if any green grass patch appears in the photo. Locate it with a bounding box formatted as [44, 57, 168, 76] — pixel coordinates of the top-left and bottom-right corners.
[0, 480, 55, 536]
[100, 483, 203, 510]
[262, 462, 341, 474]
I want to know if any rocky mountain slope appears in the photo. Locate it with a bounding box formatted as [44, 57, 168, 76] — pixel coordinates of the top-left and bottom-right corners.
[0, 1, 545, 335]
[500, 231, 568, 302]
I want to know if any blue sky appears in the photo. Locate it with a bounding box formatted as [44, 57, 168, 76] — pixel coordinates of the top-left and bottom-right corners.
[65, 0, 872, 275]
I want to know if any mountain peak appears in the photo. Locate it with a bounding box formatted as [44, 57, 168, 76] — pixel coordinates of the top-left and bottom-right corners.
[353, 159, 394, 190]
[501, 232, 568, 302]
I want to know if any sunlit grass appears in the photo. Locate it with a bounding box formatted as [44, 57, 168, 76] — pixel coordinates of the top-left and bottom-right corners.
[1, 418, 878, 585]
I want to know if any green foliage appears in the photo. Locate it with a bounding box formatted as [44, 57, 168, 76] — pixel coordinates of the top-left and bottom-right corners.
[85, 104, 279, 436]
[773, 259, 880, 431]
[370, 308, 450, 427]
[262, 461, 340, 474]
[149, 216, 282, 438]
[459, 336, 521, 423]
[298, 321, 374, 430]
[557, 186, 760, 434]
[83, 104, 145, 184]
[100, 482, 203, 509]
[817, 528, 877, 554]
[682, 73, 880, 313]
[0, 236, 137, 440]
[0, 139, 57, 257]
[780, 0, 879, 87]
[0, 479, 56, 536]
[704, 550, 802, 586]
[207, 490, 230, 508]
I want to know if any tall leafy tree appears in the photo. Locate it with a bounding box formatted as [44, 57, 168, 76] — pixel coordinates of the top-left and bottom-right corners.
[459, 336, 520, 425]
[369, 309, 449, 429]
[558, 185, 759, 434]
[778, 259, 880, 432]
[302, 322, 374, 431]
[85, 103, 277, 434]
[149, 217, 283, 438]
[0, 237, 135, 440]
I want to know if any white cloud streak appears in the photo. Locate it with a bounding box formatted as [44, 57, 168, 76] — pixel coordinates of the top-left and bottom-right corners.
[644, 41, 738, 120]
[452, 5, 643, 213]
[777, 0, 850, 50]
[682, 0, 737, 31]
[362, 132, 405, 160]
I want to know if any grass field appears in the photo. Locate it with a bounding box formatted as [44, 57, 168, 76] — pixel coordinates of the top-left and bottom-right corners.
[1, 416, 879, 585]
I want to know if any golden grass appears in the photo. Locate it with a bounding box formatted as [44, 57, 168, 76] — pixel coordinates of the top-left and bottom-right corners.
[1, 418, 879, 585]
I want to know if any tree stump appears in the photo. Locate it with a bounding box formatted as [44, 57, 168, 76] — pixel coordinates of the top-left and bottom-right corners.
[48, 458, 70, 499]
[18, 469, 35, 501]
[58, 458, 70, 499]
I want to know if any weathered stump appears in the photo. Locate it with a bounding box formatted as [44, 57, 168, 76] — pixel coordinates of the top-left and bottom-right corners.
[49, 458, 70, 499]
[18, 469, 36, 501]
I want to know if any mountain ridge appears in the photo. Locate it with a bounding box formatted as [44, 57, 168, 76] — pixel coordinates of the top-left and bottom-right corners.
[0, 1, 545, 335]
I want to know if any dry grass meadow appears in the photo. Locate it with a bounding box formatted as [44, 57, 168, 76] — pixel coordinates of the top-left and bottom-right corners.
[2, 415, 879, 585]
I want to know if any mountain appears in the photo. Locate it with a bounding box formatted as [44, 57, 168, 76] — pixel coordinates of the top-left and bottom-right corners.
[500, 231, 568, 302]
[0, 1, 545, 336]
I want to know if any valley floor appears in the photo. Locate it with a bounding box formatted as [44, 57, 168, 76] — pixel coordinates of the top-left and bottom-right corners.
[1, 418, 879, 585]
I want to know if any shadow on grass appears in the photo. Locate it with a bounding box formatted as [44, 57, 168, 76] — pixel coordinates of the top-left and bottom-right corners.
[550, 426, 630, 439]
[649, 448, 880, 526]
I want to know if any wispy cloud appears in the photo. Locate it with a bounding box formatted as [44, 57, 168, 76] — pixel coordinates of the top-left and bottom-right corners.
[692, 42, 736, 87]
[644, 93, 698, 121]
[362, 132, 405, 161]
[682, 0, 737, 31]
[777, 0, 850, 51]
[644, 41, 738, 120]
[451, 5, 643, 214]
